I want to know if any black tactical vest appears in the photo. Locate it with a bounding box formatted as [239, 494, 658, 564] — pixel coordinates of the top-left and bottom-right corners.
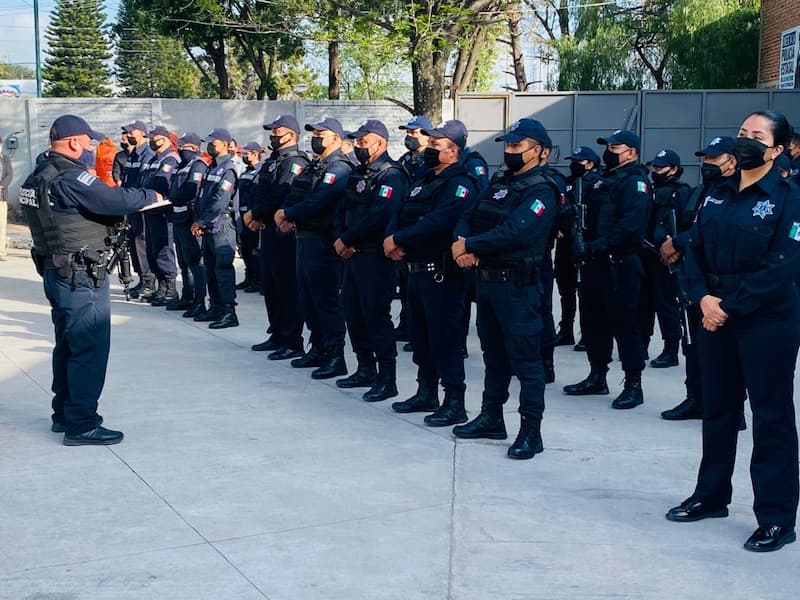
[237, 164, 261, 213]
[343, 159, 404, 231]
[20, 154, 110, 256]
[470, 170, 557, 265]
[284, 155, 351, 233]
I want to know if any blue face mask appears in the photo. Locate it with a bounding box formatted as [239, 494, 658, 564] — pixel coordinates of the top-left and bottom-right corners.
[78, 148, 96, 169]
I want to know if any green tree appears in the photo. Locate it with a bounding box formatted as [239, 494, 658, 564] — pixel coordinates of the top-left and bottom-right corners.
[0, 61, 36, 79]
[42, 0, 112, 97]
[114, 0, 200, 98]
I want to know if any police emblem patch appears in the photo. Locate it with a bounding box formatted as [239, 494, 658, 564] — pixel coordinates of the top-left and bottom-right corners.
[268, 162, 278, 173]
[356, 179, 367, 193]
[789, 223, 800, 242]
[409, 186, 422, 197]
[492, 188, 509, 200]
[77, 171, 96, 186]
[752, 199, 774, 220]
[703, 195, 724, 207]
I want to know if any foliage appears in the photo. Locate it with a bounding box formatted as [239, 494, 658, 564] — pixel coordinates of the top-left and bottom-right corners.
[41, 0, 113, 97]
[0, 61, 35, 79]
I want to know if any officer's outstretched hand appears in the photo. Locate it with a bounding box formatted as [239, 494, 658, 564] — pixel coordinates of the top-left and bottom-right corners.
[451, 236, 468, 261]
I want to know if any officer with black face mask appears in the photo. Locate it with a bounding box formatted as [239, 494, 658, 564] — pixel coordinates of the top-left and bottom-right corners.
[639, 149, 691, 367]
[564, 129, 650, 410]
[659, 136, 737, 421]
[235, 142, 264, 294]
[451, 118, 558, 460]
[112, 133, 129, 186]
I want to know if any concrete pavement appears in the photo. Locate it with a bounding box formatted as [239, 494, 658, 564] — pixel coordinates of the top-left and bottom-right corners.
[1, 243, 799, 600]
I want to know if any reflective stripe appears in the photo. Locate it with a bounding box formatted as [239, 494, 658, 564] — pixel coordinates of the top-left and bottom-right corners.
[207, 174, 222, 182]
[173, 206, 188, 213]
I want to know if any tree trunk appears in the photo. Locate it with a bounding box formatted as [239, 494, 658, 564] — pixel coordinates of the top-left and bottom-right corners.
[413, 49, 446, 124]
[507, 8, 528, 92]
[328, 40, 340, 99]
[206, 36, 231, 99]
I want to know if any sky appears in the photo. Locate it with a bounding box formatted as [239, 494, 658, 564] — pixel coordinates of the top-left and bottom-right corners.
[0, 0, 121, 75]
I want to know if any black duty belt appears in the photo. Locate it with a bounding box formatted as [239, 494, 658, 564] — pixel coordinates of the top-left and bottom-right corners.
[476, 264, 537, 285]
[707, 273, 744, 293]
[295, 230, 326, 240]
[407, 261, 440, 274]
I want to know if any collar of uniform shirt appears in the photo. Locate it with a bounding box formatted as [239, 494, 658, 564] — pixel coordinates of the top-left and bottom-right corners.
[278, 145, 300, 157]
[367, 151, 391, 170]
[721, 163, 782, 196]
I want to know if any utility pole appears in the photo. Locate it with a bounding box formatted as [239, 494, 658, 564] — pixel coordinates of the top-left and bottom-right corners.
[34, 0, 42, 97]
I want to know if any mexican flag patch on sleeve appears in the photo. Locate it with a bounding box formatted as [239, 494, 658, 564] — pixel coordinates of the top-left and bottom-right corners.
[323, 172, 336, 184]
[475, 166, 486, 176]
[455, 185, 469, 198]
[160, 163, 174, 173]
[637, 181, 648, 193]
[379, 185, 393, 198]
[530, 199, 546, 216]
[220, 179, 233, 192]
[191, 171, 203, 182]
[790, 222, 800, 241]
[290, 163, 303, 175]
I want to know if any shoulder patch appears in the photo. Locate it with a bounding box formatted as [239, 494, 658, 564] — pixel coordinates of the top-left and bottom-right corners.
[77, 171, 97, 186]
[474, 165, 486, 176]
[160, 163, 174, 173]
[290, 163, 303, 175]
[191, 171, 204, 182]
[220, 179, 233, 192]
[379, 185, 393, 199]
[790, 223, 800, 242]
[530, 199, 546, 216]
[323, 172, 336, 185]
[636, 181, 648, 193]
[455, 185, 469, 199]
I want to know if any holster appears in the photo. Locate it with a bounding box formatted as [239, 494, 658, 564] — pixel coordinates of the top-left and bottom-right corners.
[31, 249, 46, 277]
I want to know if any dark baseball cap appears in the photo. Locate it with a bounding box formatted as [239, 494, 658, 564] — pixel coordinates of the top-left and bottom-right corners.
[597, 129, 640, 152]
[264, 114, 300, 134]
[422, 120, 468, 150]
[122, 119, 148, 134]
[695, 136, 735, 157]
[177, 132, 201, 147]
[242, 141, 263, 153]
[399, 115, 433, 131]
[348, 119, 389, 141]
[203, 128, 233, 143]
[50, 114, 104, 141]
[306, 117, 346, 138]
[149, 125, 171, 139]
[646, 149, 681, 167]
[495, 118, 551, 148]
[566, 145, 600, 163]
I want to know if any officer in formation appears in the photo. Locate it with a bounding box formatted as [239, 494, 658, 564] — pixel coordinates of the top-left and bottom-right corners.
[21, 115, 165, 445]
[244, 115, 308, 355]
[560, 146, 601, 351]
[659, 136, 738, 421]
[387, 120, 476, 427]
[667, 110, 800, 553]
[166, 132, 208, 316]
[191, 128, 240, 329]
[141, 126, 181, 307]
[120, 120, 155, 299]
[235, 141, 264, 294]
[564, 129, 650, 410]
[639, 149, 691, 368]
[789, 129, 800, 182]
[278, 117, 351, 372]
[451, 118, 557, 459]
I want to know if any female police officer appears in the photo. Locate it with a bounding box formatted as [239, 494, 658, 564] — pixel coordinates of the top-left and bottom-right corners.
[666, 111, 800, 552]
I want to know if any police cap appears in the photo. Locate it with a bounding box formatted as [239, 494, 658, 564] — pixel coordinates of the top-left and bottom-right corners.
[242, 141, 263, 153]
[203, 128, 233, 143]
[695, 136, 735, 157]
[597, 129, 640, 152]
[399, 116, 433, 131]
[646, 149, 681, 168]
[177, 132, 201, 147]
[422, 120, 468, 150]
[495, 118, 551, 148]
[149, 125, 171, 139]
[306, 117, 346, 138]
[348, 119, 389, 141]
[122, 119, 148, 134]
[264, 114, 301, 134]
[566, 145, 600, 163]
[50, 114, 104, 141]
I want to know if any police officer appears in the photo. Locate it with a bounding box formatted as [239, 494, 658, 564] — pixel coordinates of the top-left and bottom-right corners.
[332, 120, 407, 397]
[560, 146, 601, 351]
[789, 129, 800, 183]
[640, 149, 691, 367]
[142, 125, 180, 306]
[166, 132, 208, 316]
[564, 129, 650, 409]
[191, 128, 239, 329]
[659, 137, 737, 420]
[235, 142, 264, 294]
[777, 152, 793, 179]
[395, 116, 434, 344]
[112, 133, 129, 186]
[120, 120, 155, 299]
[451, 118, 558, 459]
[387, 120, 476, 425]
[275, 117, 351, 371]
[666, 111, 800, 553]
[243, 115, 309, 354]
[20, 115, 165, 445]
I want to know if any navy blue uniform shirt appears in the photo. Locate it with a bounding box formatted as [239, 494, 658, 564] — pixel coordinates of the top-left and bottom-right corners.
[169, 154, 207, 207]
[194, 154, 237, 231]
[283, 149, 352, 225]
[251, 146, 308, 222]
[684, 166, 800, 318]
[122, 142, 154, 188]
[461, 148, 489, 196]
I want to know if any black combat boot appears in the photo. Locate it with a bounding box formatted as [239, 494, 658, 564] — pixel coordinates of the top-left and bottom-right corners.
[193, 303, 223, 322]
[452, 400, 507, 439]
[137, 278, 158, 303]
[183, 299, 206, 319]
[209, 304, 239, 329]
[252, 336, 279, 352]
[507, 415, 543, 460]
[127, 278, 145, 299]
[291, 345, 324, 368]
[235, 278, 250, 290]
[554, 323, 575, 346]
[336, 355, 377, 388]
[612, 372, 644, 409]
[151, 278, 178, 307]
[661, 388, 703, 420]
[650, 339, 680, 368]
[573, 337, 586, 352]
[362, 361, 398, 402]
[424, 387, 467, 427]
[311, 346, 347, 379]
[166, 286, 193, 311]
[392, 376, 440, 413]
[563, 366, 609, 396]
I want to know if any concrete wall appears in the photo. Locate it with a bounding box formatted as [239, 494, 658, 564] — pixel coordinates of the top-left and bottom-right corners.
[0, 98, 414, 211]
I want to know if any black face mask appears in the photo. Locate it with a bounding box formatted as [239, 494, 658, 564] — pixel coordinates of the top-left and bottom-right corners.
[733, 137, 769, 171]
[354, 146, 372, 165]
[404, 135, 421, 152]
[503, 151, 526, 172]
[651, 171, 671, 187]
[311, 137, 326, 156]
[207, 143, 220, 158]
[149, 139, 162, 152]
[119, 141, 130, 152]
[269, 134, 286, 151]
[423, 147, 441, 168]
[126, 135, 138, 147]
[603, 148, 622, 170]
[179, 149, 197, 163]
[243, 157, 253, 167]
[700, 163, 723, 184]
[569, 162, 587, 179]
